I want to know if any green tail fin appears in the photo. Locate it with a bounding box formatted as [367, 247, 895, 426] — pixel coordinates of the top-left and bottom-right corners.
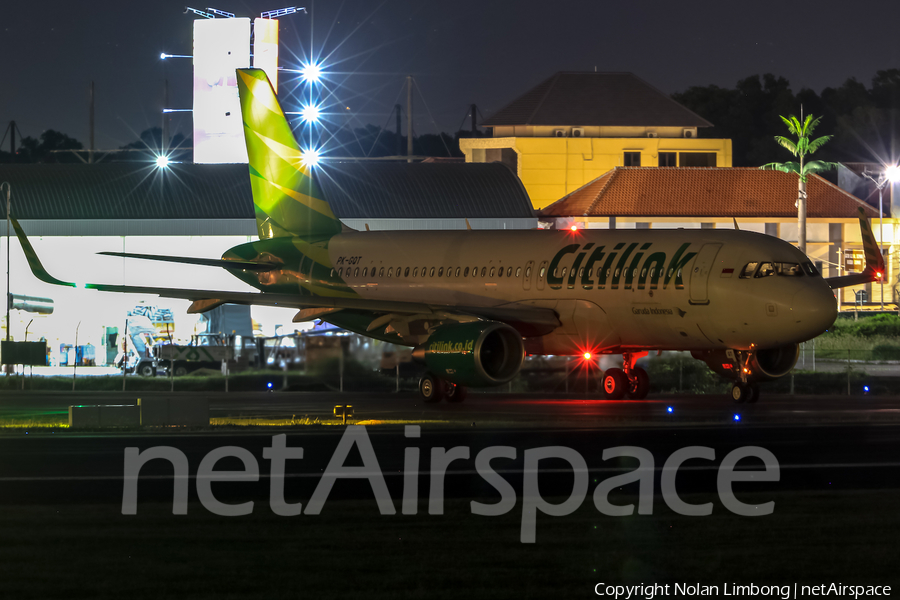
[236, 68, 342, 239]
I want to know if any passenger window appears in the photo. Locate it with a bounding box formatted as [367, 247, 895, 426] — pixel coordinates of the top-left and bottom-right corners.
[430, 267, 435, 277]
[525, 267, 531, 278]
[413, 267, 418, 277]
[363, 267, 369, 277]
[561, 267, 567, 278]
[464, 267, 470, 277]
[330, 269, 334, 277]
[507, 267, 512, 277]
[579, 268, 584, 278]
[677, 268, 682, 278]
[354, 267, 359, 277]
[498, 268, 504, 278]
[387, 268, 392, 278]
[379, 267, 384, 277]
[641, 268, 646, 278]
[438, 267, 444, 277]
[539, 267, 545, 279]
[490, 267, 495, 277]
[755, 263, 776, 278]
[481, 267, 487, 277]
[516, 267, 521, 277]
[614, 268, 620, 278]
[472, 266, 477, 276]
[404, 267, 410, 277]
[455, 267, 461, 277]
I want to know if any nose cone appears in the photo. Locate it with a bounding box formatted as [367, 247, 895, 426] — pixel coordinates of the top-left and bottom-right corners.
[792, 285, 838, 339]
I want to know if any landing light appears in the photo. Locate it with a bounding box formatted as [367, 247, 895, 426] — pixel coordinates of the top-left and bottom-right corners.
[155, 155, 170, 169]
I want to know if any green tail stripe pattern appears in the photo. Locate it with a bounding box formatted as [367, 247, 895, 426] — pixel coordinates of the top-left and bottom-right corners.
[237, 68, 343, 239]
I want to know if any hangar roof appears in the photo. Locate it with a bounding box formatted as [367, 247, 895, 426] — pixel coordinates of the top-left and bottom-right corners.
[0, 162, 534, 220]
[482, 72, 713, 128]
[539, 167, 881, 219]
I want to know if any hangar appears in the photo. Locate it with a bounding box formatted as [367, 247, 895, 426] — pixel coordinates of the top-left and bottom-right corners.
[0, 161, 536, 367]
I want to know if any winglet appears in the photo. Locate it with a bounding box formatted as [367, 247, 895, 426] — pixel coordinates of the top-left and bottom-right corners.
[825, 207, 886, 289]
[10, 216, 75, 287]
[857, 206, 886, 276]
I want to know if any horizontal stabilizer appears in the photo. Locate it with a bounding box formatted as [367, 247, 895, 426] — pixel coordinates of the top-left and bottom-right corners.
[98, 252, 279, 272]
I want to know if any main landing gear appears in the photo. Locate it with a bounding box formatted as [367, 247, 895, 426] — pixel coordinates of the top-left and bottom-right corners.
[419, 372, 467, 403]
[602, 352, 650, 400]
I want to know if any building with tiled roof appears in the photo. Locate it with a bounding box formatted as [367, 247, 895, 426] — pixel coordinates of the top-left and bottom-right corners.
[538, 167, 895, 309]
[460, 72, 732, 209]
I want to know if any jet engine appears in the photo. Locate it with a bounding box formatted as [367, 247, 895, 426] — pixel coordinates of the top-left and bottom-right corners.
[693, 343, 799, 382]
[412, 321, 525, 387]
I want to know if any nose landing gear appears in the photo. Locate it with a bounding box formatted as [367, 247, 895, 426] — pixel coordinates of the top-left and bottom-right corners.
[603, 351, 650, 400]
[730, 351, 759, 404]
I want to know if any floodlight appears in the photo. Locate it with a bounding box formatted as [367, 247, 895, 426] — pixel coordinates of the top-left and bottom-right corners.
[301, 148, 320, 168]
[301, 62, 322, 83]
[885, 165, 900, 182]
[300, 104, 321, 123]
[155, 155, 170, 168]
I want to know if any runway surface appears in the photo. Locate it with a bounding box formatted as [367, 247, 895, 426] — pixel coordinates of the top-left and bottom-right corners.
[1, 391, 899, 507]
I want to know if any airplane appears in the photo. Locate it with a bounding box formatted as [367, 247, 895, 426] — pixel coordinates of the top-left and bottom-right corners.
[9, 68, 886, 404]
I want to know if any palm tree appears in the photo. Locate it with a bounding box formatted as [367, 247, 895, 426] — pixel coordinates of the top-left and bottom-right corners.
[760, 114, 838, 255]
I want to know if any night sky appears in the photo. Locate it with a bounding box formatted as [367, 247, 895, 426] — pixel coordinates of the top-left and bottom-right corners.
[2, 0, 899, 150]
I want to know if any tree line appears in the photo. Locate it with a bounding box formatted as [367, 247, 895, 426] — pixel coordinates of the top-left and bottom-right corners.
[2, 68, 897, 166]
[673, 69, 900, 167]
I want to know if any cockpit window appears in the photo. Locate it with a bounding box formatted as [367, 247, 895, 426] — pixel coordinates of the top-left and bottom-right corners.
[803, 262, 819, 276]
[754, 263, 776, 278]
[740, 262, 759, 278]
[776, 262, 803, 276]
[754, 262, 804, 278]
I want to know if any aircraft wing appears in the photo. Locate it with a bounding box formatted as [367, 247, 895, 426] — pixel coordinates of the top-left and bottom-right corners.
[11, 216, 560, 336]
[824, 207, 886, 290]
[97, 252, 280, 272]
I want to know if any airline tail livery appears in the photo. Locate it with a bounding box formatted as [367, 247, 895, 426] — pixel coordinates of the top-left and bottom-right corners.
[10, 68, 885, 404]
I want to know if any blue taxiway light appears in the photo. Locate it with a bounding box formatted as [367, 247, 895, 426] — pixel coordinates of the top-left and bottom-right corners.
[667, 406, 673, 413]
[733, 414, 741, 421]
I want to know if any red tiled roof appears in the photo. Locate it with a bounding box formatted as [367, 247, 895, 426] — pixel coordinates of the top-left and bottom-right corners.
[539, 167, 881, 219]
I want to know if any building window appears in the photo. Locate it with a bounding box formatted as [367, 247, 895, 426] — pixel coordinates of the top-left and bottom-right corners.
[679, 152, 716, 167]
[624, 152, 641, 167]
[658, 152, 677, 167]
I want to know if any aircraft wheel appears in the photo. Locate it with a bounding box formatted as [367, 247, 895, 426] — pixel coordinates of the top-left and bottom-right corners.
[730, 383, 749, 404]
[446, 384, 467, 403]
[747, 383, 760, 404]
[419, 373, 445, 403]
[603, 368, 628, 400]
[627, 367, 650, 399]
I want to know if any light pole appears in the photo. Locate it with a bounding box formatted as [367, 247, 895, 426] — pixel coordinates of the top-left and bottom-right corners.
[861, 165, 899, 311]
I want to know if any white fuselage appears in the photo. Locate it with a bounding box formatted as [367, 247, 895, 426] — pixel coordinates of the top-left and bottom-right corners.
[322, 228, 837, 355]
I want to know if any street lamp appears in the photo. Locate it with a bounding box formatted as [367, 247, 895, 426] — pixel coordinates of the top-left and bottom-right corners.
[861, 165, 899, 311]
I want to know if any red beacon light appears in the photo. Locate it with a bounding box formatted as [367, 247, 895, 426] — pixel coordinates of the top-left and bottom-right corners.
[570, 225, 579, 232]
[583, 352, 592, 360]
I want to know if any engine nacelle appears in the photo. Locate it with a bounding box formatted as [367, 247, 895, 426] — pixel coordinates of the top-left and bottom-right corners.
[693, 343, 799, 383]
[413, 321, 524, 387]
